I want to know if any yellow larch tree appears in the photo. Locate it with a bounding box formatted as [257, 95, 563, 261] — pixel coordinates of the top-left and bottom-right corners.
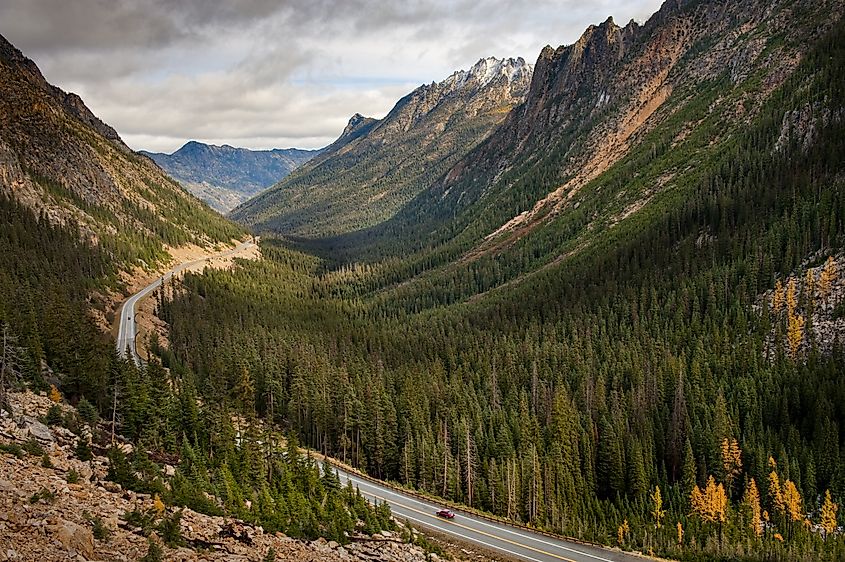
[786, 278, 798, 316]
[617, 519, 630, 545]
[743, 478, 762, 537]
[819, 256, 837, 302]
[49, 384, 61, 403]
[153, 493, 165, 516]
[677, 521, 684, 545]
[768, 469, 785, 516]
[821, 489, 838, 538]
[772, 280, 785, 314]
[787, 311, 804, 359]
[652, 486, 666, 529]
[691, 476, 728, 524]
[782, 480, 803, 522]
[804, 268, 816, 308]
[720, 438, 743, 495]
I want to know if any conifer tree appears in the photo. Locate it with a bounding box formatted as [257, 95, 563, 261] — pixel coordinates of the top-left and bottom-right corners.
[651, 486, 666, 529]
[690, 476, 727, 524]
[772, 280, 785, 314]
[782, 480, 802, 523]
[819, 256, 837, 303]
[720, 438, 742, 497]
[821, 489, 838, 539]
[743, 478, 762, 538]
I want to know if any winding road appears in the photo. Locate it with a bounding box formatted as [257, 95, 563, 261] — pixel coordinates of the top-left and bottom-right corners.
[115, 240, 256, 364]
[331, 464, 645, 562]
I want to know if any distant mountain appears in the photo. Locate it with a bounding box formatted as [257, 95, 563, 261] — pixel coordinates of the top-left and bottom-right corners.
[141, 142, 320, 213]
[232, 56, 532, 236]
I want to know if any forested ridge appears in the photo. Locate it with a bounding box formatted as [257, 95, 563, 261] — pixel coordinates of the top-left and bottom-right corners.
[155, 22, 845, 561]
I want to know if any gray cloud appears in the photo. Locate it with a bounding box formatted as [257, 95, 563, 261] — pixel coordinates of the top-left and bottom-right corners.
[0, 0, 663, 152]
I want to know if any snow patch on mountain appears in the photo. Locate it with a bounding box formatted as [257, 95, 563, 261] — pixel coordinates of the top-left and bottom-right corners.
[443, 56, 533, 92]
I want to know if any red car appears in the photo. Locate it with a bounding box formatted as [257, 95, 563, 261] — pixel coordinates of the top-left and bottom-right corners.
[436, 509, 455, 519]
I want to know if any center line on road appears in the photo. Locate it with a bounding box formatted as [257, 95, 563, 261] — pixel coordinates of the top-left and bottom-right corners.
[347, 479, 578, 562]
[340, 471, 617, 562]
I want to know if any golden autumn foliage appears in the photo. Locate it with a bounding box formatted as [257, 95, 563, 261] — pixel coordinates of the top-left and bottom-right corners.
[769, 470, 785, 515]
[774, 532, 784, 542]
[743, 478, 763, 537]
[652, 486, 666, 529]
[677, 521, 684, 545]
[48, 384, 61, 403]
[782, 480, 803, 522]
[786, 278, 798, 316]
[821, 489, 838, 537]
[772, 280, 785, 313]
[691, 476, 728, 524]
[153, 493, 165, 516]
[820, 256, 837, 301]
[805, 268, 816, 307]
[617, 519, 630, 545]
[720, 438, 742, 490]
[787, 311, 805, 359]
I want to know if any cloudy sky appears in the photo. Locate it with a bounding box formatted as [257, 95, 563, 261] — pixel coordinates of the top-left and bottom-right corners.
[1, 0, 663, 153]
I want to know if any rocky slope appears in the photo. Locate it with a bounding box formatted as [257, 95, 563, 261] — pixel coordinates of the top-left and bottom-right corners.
[0, 32, 242, 263]
[233, 56, 532, 236]
[141, 142, 320, 213]
[0, 391, 439, 562]
[322, 0, 842, 270]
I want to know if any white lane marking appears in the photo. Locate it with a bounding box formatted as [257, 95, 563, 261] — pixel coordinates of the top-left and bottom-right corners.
[337, 470, 618, 562]
[116, 241, 256, 361]
[352, 486, 546, 562]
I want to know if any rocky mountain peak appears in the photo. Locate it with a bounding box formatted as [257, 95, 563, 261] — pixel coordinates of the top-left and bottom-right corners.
[442, 56, 532, 94]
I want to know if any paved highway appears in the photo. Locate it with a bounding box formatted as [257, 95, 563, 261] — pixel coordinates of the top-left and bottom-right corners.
[330, 464, 644, 562]
[116, 240, 256, 364]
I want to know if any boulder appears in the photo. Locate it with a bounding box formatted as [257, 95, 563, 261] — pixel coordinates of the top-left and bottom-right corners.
[49, 519, 94, 559]
[20, 416, 53, 444]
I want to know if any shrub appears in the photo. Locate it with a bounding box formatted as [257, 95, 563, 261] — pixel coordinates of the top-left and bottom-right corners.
[0, 443, 24, 458]
[157, 510, 184, 548]
[29, 488, 56, 504]
[91, 516, 111, 542]
[22, 439, 44, 456]
[45, 404, 63, 426]
[140, 538, 163, 562]
[76, 397, 98, 426]
[66, 469, 80, 484]
[75, 439, 93, 462]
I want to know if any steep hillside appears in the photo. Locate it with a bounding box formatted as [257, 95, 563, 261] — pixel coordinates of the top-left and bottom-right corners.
[0, 31, 243, 415]
[308, 0, 841, 271]
[233, 57, 532, 236]
[141, 142, 320, 213]
[0, 33, 243, 267]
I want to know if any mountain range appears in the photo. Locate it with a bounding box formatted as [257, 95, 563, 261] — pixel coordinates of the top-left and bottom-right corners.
[233, 56, 533, 236]
[141, 142, 320, 213]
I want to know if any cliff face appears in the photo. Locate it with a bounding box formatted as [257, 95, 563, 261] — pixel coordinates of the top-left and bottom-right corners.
[232, 57, 533, 236]
[0, 33, 240, 253]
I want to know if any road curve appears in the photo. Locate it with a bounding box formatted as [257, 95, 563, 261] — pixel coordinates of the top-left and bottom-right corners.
[116, 240, 256, 364]
[330, 464, 645, 562]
